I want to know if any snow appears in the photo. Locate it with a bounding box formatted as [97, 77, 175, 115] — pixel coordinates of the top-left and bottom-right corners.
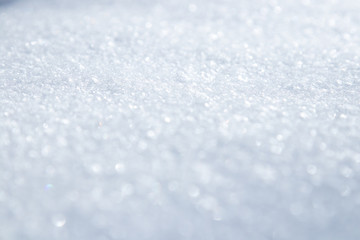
[0, 0, 360, 239]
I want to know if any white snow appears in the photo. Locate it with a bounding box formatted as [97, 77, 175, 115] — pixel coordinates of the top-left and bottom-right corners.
[0, 0, 360, 239]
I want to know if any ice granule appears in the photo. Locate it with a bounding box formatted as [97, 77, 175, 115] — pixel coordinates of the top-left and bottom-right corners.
[0, 0, 360, 239]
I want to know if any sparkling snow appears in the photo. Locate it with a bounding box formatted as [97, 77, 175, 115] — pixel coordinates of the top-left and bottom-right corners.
[1, 0, 360, 239]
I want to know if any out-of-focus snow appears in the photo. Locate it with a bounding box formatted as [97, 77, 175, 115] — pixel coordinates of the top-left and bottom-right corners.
[0, 0, 360, 239]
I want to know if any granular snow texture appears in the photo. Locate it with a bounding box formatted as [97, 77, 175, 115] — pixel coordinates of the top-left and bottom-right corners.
[0, 0, 360, 239]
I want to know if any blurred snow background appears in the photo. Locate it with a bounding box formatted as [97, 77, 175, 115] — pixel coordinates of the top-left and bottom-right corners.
[1, 0, 360, 239]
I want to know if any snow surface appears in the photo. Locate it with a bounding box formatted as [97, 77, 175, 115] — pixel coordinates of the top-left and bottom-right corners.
[1, 0, 360, 239]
